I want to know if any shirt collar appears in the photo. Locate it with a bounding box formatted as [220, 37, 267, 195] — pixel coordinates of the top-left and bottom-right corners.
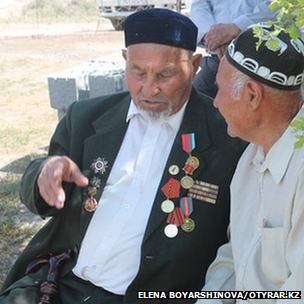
[126, 99, 188, 133]
[251, 106, 304, 184]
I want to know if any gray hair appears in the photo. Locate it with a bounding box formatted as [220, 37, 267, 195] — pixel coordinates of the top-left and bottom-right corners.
[230, 69, 303, 120]
[230, 70, 251, 100]
[230, 69, 301, 101]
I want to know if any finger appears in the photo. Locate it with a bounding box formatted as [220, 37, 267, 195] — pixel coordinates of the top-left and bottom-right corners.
[37, 157, 67, 208]
[37, 172, 61, 208]
[70, 167, 89, 187]
[37, 170, 62, 208]
[51, 168, 67, 209]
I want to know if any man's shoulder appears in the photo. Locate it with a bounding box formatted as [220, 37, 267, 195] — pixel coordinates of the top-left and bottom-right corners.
[190, 90, 228, 130]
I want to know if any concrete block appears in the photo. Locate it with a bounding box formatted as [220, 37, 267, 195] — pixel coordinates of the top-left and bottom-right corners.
[89, 69, 126, 98]
[47, 77, 78, 110]
[47, 55, 126, 119]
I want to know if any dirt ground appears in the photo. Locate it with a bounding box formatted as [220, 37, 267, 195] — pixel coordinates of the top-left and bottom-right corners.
[0, 20, 124, 167]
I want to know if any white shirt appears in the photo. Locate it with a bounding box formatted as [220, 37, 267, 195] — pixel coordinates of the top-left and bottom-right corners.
[73, 100, 187, 295]
[190, 0, 275, 45]
[198, 106, 304, 303]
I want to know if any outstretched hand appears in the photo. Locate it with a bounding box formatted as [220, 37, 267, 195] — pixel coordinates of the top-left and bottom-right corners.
[37, 156, 89, 209]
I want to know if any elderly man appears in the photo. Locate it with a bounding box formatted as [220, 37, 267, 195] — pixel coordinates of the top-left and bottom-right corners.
[0, 8, 246, 304]
[198, 24, 304, 303]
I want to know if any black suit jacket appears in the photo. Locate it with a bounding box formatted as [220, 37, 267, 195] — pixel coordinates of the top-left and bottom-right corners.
[1, 89, 247, 303]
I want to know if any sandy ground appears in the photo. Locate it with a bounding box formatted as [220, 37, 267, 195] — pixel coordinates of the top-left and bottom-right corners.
[0, 19, 125, 167]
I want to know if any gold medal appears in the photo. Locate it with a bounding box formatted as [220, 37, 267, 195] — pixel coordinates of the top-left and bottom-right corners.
[161, 199, 175, 213]
[181, 175, 194, 189]
[83, 198, 98, 212]
[183, 155, 200, 175]
[169, 164, 180, 176]
[88, 187, 97, 197]
[181, 217, 195, 233]
[164, 224, 178, 238]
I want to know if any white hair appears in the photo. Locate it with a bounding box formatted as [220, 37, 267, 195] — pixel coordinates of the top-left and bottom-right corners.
[230, 70, 251, 100]
[230, 69, 297, 101]
[230, 69, 303, 120]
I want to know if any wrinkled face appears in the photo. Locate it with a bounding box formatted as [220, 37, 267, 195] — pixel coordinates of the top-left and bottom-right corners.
[214, 58, 249, 139]
[123, 43, 198, 118]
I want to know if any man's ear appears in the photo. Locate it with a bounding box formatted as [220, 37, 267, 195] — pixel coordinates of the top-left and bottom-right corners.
[122, 48, 127, 61]
[192, 53, 203, 79]
[245, 80, 263, 110]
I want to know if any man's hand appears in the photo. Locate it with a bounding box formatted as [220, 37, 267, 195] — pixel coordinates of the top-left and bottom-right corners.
[204, 23, 241, 52]
[37, 156, 89, 209]
[214, 44, 229, 59]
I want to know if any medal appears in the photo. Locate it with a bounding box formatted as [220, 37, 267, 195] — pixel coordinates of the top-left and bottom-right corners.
[181, 133, 199, 189]
[83, 159, 106, 212]
[181, 175, 194, 189]
[160, 178, 181, 214]
[183, 155, 200, 175]
[180, 197, 195, 233]
[164, 224, 178, 238]
[161, 199, 175, 213]
[91, 157, 108, 174]
[169, 164, 180, 176]
[88, 186, 97, 197]
[181, 217, 195, 233]
[84, 198, 98, 212]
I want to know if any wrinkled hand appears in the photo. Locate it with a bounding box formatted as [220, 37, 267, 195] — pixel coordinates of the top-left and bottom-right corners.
[214, 44, 229, 59]
[37, 156, 89, 209]
[204, 23, 241, 52]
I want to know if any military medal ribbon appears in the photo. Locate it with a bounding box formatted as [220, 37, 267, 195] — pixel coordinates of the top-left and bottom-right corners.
[181, 133, 196, 154]
[161, 178, 181, 199]
[180, 197, 194, 217]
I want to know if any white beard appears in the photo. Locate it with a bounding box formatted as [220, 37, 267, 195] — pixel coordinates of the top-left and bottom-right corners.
[137, 103, 173, 122]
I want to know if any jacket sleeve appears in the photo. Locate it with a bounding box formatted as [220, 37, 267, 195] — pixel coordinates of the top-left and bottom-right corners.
[19, 103, 74, 217]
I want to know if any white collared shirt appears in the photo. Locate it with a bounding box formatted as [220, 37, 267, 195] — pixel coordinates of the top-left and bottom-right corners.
[199, 106, 304, 304]
[73, 100, 187, 295]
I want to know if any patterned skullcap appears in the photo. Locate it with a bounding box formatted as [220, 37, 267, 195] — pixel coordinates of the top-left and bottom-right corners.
[124, 8, 198, 52]
[226, 23, 304, 90]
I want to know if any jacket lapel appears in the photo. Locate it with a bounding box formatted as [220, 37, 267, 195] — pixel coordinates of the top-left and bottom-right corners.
[79, 95, 131, 240]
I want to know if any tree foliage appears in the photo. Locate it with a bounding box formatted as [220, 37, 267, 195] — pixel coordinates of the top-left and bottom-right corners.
[269, 0, 304, 39]
[254, 0, 304, 148]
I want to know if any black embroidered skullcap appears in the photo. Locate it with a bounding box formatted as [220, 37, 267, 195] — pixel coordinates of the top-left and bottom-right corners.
[226, 23, 304, 90]
[124, 8, 197, 52]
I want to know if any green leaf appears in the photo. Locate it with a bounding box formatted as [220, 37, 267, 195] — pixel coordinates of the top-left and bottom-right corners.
[294, 136, 304, 149]
[290, 23, 300, 39]
[291, 118, 304, 131]
[265, 38, 280, 51]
